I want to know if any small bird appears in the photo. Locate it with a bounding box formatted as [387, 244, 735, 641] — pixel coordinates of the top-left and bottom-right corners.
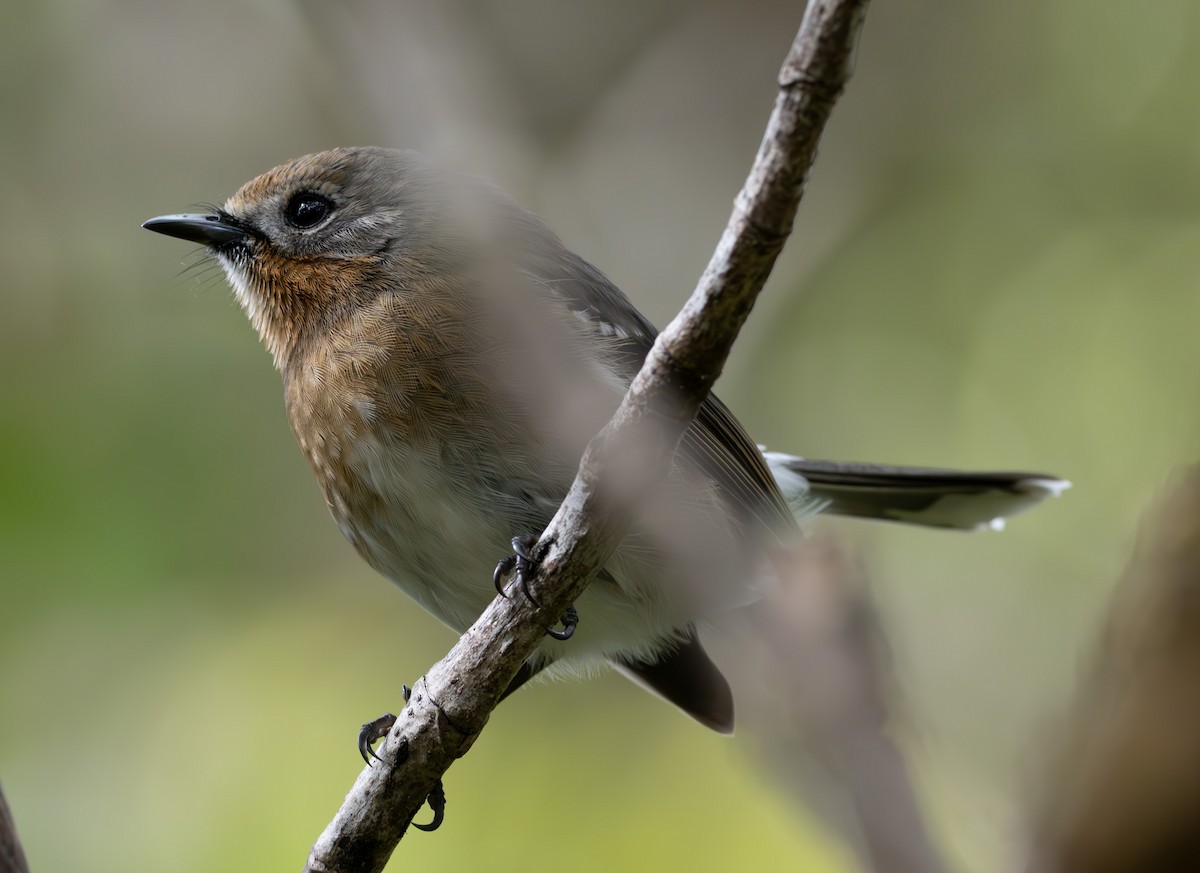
[144, 147, 1068, 736]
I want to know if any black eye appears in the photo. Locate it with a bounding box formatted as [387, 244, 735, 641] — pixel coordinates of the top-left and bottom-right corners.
[284, 192, 332, 229]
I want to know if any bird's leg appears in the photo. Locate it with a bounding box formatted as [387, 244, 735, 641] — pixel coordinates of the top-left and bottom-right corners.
[492, 533, 580, 639]
[357, 684, 446, 832]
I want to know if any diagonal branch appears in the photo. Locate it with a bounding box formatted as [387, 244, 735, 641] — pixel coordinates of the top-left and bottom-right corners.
[741, 540, 953, 873]
[304, 3, 871, 871]
[1026, 466, 1200, 873]
[0, 783, 31, 873]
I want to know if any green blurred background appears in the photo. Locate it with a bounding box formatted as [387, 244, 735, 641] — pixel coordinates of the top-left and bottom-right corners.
[2, 0, 1197, 869]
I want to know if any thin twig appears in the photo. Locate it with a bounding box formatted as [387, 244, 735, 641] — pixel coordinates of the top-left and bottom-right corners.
[304, 3, 871, 870]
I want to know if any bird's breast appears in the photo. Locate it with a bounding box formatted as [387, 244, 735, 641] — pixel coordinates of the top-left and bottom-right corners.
[282, 325, 528, 632]
[316, 416, 521, 631]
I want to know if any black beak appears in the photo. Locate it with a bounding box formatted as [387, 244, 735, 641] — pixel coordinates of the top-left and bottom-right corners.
[142, 213, 250, 246]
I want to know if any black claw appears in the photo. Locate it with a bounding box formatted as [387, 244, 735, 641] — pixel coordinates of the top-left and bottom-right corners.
[511, 534, 537, 562]
[493, 555, 516, 598]
[494, 534, 543, 603]
[413, 778, 446, 832]
[357, 685, 414, 765]
[358, 713, 398, 766]
[547, 604, 579, 640]
[519, 575, 538, 604]
[512, 534, 541, 605]
[497, 535, 577, 638]
[357, 683, 448, 833]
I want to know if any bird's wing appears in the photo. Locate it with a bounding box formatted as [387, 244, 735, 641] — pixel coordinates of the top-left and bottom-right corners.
[520, 237, 796, 534]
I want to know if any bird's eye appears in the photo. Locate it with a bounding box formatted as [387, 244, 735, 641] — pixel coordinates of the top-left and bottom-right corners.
[284, 192, 333, 229]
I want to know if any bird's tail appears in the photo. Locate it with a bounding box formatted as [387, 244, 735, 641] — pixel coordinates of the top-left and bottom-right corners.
[763, 453, 1070, 531]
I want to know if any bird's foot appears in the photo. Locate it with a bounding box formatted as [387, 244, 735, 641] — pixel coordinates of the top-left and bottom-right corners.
[492, 534, 581, 640]
[358, 710, 397, 765]
[547, 604, 579, 640]
[357, 684, 446, 832]
[493, 533, 541, 600]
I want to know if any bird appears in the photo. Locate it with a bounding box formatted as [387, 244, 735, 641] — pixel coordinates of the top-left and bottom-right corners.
[144, 146, 1068, 738]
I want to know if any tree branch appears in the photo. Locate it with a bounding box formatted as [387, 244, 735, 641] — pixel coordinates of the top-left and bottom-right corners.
[736, 540, 952, 873]
[1026, 466, 1200, 873]
[304, 3, 871, 870]
[0, 783, 31, 873]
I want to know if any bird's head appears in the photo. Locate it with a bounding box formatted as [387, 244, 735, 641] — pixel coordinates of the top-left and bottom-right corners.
[144, 147, 458, 367]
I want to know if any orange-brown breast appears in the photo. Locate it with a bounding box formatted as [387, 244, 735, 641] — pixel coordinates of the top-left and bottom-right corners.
[278, 274, 551, 622]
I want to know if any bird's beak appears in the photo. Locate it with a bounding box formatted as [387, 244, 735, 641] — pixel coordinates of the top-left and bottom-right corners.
[142, 213, 250, 246]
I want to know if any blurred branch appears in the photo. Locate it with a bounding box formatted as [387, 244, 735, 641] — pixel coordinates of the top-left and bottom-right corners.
[737, 540, 952, 873]
[0, 783, 31, 873]
[304, 2, 871, 871]
[1027, 466, 1200, 873]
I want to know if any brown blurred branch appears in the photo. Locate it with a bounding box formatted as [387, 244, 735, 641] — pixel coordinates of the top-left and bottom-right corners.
[0, 784, 31, 873]
[304, 2, 871, 871]
[1027, 467, 1200, 873]
[734, 540, 952, 873]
